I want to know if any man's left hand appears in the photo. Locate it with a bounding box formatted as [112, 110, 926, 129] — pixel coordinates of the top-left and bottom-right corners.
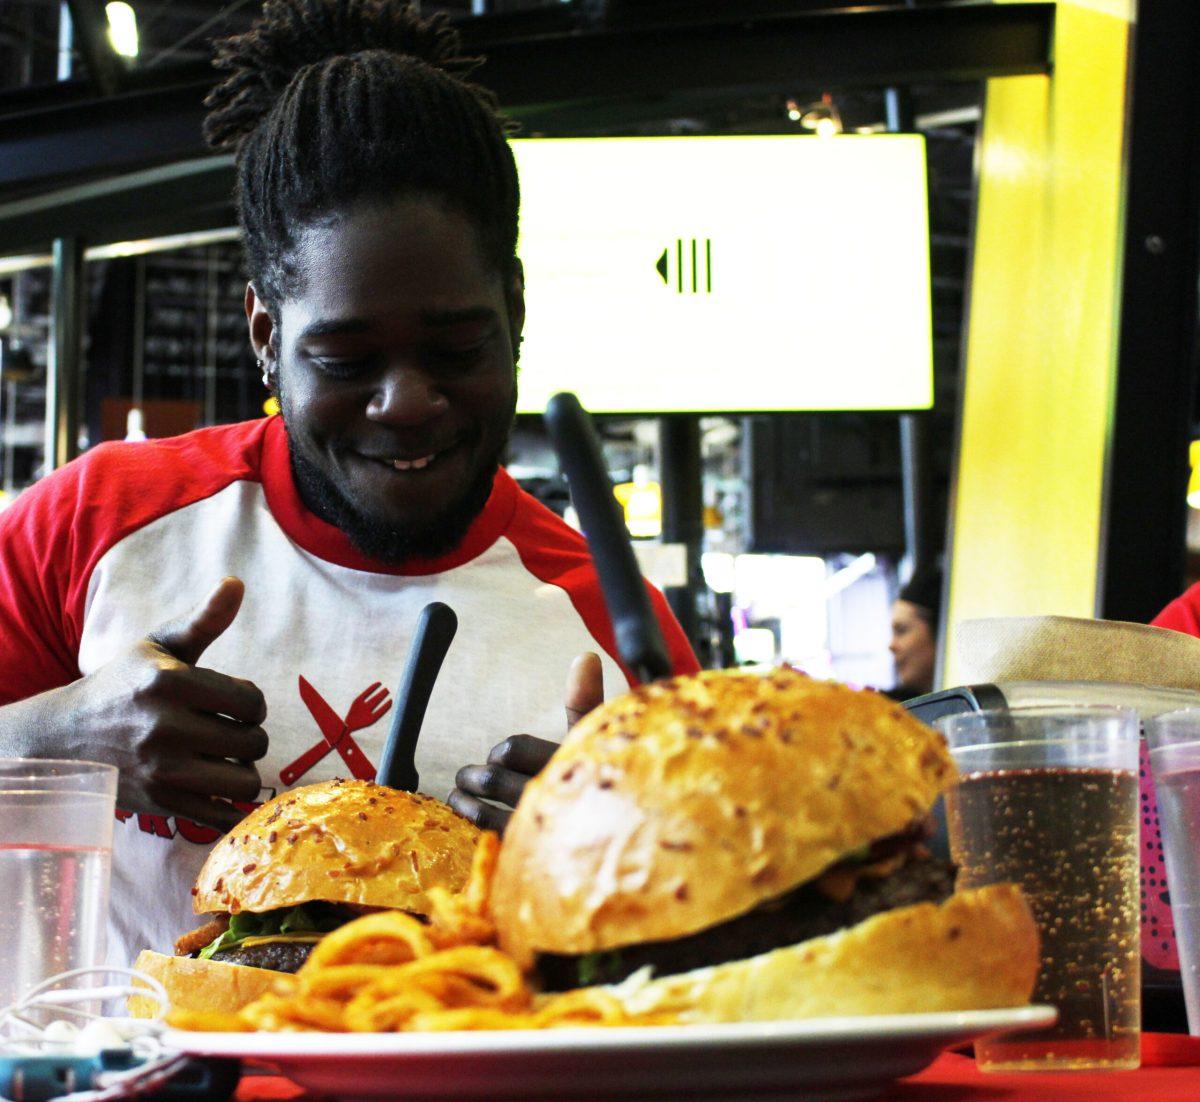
[449, 652, 602, 833]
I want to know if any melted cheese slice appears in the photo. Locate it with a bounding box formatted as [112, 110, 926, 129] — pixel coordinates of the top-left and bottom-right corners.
[235, 933, 325, 949]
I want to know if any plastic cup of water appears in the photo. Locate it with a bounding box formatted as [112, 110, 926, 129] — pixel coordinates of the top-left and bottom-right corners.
[1145, 709, 1200, 1036]
[0, 760, 118, 1012]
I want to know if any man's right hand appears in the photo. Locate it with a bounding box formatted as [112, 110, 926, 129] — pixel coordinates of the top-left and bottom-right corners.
[449, 652, 603, 833]
[54, 577, 267, 832]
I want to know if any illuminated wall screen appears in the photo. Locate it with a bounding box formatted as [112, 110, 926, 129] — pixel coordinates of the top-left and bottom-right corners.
[513, 134, 934, 414]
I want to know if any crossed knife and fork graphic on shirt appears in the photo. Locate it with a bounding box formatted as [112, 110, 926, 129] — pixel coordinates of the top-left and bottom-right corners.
[279, 676, 392, 785]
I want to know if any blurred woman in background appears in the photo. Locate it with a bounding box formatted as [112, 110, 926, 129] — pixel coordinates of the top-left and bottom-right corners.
[888, 564, 942, 700]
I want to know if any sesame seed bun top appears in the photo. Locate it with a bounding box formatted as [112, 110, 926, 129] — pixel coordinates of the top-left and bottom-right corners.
[192, 779, 481, 916]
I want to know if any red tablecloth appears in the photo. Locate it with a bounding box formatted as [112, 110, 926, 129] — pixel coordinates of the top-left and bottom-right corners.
[234, 1033, 1200, 1101]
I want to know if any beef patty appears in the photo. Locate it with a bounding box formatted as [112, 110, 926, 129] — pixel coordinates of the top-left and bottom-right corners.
[535, 841, 957, 992]
[209, 940, 317, 974]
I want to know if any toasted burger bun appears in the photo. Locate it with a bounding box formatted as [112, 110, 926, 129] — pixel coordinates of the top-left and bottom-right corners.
[128, 950, 281, 1019]
[493, 669, 955, 966]
[597, 886, 1039, 1023]
[193, 780, 481, 916]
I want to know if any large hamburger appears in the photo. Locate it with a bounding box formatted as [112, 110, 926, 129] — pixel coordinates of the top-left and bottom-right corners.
[491, 668, 1039, 1022]
[131, 779, 481, 1016]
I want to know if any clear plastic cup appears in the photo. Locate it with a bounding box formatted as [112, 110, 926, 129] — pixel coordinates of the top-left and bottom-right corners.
[0, 760, 118, 1011]
[937, 706, 1141, 1071]
[1145, 709, 1200, 1036]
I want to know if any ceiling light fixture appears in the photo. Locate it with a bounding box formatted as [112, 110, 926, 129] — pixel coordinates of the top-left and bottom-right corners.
[106, 2, 139, 58]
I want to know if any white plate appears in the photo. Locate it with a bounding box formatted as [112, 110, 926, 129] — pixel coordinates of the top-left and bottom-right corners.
[165, 1005, 1056, 1101]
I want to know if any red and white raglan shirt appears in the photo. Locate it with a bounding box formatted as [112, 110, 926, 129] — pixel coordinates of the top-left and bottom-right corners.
[0, 416, 698, 967]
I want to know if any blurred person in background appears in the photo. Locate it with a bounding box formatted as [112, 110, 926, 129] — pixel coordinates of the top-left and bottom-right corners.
[888, 564, 943, 701]
[1151, 577, 1200, 638]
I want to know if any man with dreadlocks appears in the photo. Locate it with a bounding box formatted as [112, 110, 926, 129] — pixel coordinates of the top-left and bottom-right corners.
[0, 0, 696, 967]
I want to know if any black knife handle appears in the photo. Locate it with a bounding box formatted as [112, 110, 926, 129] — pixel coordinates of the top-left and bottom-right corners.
[377, 602, 458, 791]
[544, 392, 671, 683]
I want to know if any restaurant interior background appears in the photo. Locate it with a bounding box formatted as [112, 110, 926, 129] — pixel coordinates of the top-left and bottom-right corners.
[0, 0, 1195, 695]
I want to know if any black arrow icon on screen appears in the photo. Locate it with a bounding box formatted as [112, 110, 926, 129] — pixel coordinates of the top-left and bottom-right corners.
[656, 239, 712, 294]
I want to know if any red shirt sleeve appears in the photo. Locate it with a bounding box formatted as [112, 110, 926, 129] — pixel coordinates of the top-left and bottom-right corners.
[0, 459, 91, 703]
[1151, 582, 1200, 638]
[0, 424, 263, 706]
[647, 586, 701, 678]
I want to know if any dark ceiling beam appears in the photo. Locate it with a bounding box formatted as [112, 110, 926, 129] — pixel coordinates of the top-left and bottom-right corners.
[0, 70, 215, 195]
[480, 4, 1053, 120]
[0, 157, 235, 256]
[0, 2, 1052, 251]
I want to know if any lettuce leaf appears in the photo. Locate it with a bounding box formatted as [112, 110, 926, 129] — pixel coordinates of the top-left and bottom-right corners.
[576, 950, 624, 987]
[281, 905, 336, 934]
[197, 904, 346, 959]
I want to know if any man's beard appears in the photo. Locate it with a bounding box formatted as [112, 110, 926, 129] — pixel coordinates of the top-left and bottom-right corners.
[280, 405, 515, 565]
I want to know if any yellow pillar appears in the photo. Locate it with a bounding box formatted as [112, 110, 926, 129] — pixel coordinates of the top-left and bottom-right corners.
[943, 0, 1134, 686]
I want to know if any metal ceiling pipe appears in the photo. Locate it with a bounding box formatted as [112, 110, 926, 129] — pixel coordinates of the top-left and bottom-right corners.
[45, 236, 84, 471]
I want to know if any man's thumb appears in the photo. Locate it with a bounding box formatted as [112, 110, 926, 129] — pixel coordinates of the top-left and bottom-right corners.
[149, 577, 245, 665]
[565, 651, 604, 730]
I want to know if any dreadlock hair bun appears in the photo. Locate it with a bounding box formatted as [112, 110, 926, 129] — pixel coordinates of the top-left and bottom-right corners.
[204, 0, 489, 154]
[205, 0, 519, 312]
